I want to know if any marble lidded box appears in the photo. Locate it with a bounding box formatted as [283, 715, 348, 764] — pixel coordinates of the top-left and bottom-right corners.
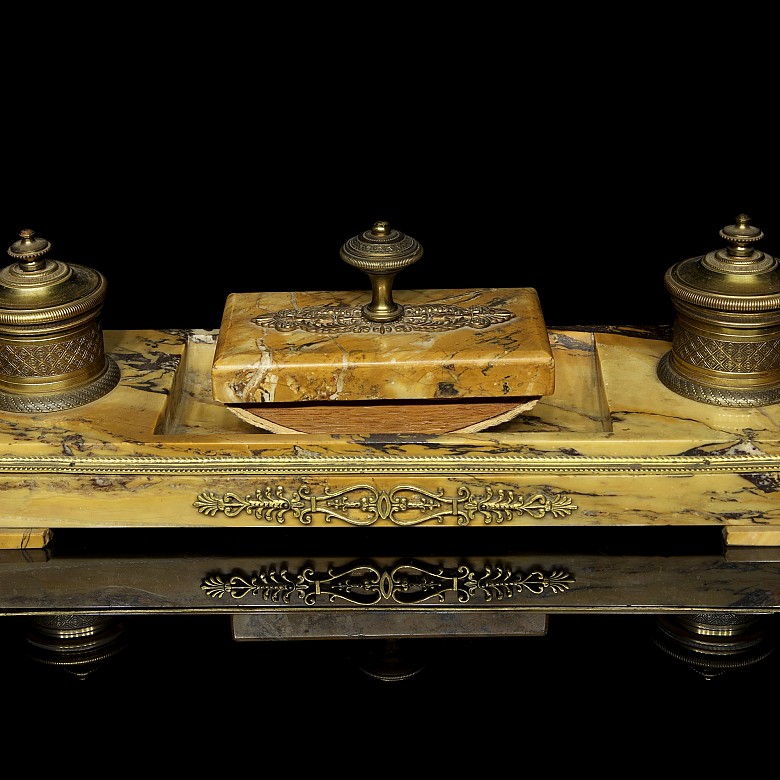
[210, 221, 555, 434]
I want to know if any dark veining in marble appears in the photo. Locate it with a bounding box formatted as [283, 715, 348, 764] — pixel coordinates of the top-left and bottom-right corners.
[730, 589, 773, 607]
[683, 441, 780, 492]
[550, 324, 673, 341]
[549, 332, 594, 351]
[145, 329, 190, 344]
[742, 473, 780, 493]
[111, 350, 182, 394]
[62, 434, 86, 456]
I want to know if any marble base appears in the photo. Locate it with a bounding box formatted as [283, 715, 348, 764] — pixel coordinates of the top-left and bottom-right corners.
[0, 325, 780, 545]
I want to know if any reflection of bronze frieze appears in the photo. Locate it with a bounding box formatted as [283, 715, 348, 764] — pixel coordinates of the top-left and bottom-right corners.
[252, 303, 514, 335]
[201, 559, 576, 606]
[193, 484, 578, 526]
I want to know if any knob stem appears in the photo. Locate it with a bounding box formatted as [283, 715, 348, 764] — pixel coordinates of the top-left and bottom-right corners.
[339, 220, 423, 324]
[364, 270, 403, 322]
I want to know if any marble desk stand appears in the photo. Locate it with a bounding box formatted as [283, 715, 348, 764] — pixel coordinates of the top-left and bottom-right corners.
[1, 324, 780, 548]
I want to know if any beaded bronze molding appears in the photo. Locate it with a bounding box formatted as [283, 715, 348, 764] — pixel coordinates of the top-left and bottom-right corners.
[1, 452, 776, 476]
[193, 484, 578, 526]
[0, 358, 121, 413]
[657, 352, 780, 407]
[252, 303, 514, 335]
[201, 559, 575, 605]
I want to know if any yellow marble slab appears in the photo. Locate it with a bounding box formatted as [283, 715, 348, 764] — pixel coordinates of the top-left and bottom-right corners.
[211, 288, 555, 404]
[0, 326, 779, 544]
[723, 527, 780, 547]
[0, 528, 52, 549]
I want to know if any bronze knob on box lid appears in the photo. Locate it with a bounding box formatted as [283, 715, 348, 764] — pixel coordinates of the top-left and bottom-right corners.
[339, 220, 423, 323]
[0, 229, 120, 412]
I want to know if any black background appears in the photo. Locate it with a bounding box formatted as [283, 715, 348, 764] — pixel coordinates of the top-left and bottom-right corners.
[4, 20, 780, 746]
[4, 160, 777, 334]
[5, 54, 779, 334]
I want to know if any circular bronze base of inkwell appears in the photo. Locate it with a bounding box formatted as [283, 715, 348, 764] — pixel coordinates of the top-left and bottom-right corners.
[652, 613, 775, 680]
[0, 229, 120, 413]
[0, 361, 121, 413]
[23, 614, 128, 680]
[353, 638, 429, 682]
[657, 214, 780, 407]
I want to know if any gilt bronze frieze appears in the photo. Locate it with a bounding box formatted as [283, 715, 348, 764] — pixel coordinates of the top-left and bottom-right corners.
[193, 483, 579, 526]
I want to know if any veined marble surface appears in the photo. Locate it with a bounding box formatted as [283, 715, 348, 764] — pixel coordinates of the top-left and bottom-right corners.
[212, 288, 555, 403]
[0, 326, 779, 540]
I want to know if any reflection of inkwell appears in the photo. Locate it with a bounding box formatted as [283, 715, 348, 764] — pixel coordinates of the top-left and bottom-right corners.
[0, 229, 120, 412]
[657, 215, 780, 406]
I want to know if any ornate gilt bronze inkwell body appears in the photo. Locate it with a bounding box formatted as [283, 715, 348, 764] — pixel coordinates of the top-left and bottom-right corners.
[0, 229, 120, 413]
[658, 214, 780, 407]
[211, 220, 555, 433]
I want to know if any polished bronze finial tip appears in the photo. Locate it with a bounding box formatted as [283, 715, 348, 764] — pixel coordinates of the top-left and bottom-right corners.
[8, 228, 51, 264]
[721, 214, 764, 256]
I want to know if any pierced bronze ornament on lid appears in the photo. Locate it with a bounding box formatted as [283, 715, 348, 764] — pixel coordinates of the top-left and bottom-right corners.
[657, 214, 780, 407]
[0, 229, 120, 413]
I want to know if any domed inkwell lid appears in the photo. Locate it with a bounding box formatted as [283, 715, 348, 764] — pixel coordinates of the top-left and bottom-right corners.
[663, 214, 780, 312]
[0, 229, 120, 413]
[657, 214, 780, 407]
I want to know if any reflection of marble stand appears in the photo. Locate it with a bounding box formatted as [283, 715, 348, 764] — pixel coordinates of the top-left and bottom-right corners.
[2, 325, 780, 680]
[2, 535, 778, 680]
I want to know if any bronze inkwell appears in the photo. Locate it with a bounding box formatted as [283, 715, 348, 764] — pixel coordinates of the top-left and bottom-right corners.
[0, 229, 120, 412]
[657, 214, 780, 407]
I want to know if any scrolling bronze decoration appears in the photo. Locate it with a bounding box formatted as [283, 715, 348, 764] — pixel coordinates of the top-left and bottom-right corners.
[193, 484, 579, 526]
[252, 302, 515, 335]
[201, 559, 576, 606]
